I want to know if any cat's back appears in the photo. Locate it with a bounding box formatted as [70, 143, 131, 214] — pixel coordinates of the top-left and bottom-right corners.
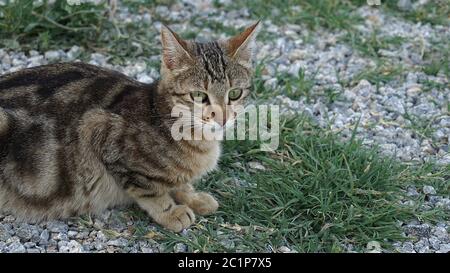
[0, 62, 141, 110]
[0, 62, 144, 220]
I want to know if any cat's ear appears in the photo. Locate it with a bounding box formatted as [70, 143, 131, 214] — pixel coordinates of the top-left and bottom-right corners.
[224, 21, 260, 68]
[160, 24, 193, 71]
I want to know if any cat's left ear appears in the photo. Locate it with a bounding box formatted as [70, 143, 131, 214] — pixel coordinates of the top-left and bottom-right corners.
[223, 21, 260, 68]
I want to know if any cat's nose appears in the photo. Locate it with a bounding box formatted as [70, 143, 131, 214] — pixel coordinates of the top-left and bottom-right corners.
[204, 106, 227, 126]
[213, 112, 227, 127]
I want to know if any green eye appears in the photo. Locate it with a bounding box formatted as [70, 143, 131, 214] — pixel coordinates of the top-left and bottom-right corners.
[228, 88, 243, 100]
[190, 91, 208, 103]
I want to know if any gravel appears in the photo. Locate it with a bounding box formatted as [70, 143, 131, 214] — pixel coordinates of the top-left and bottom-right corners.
[395, 222, 450, 253]
[0, 209, 165, 253]
[423, 185, 437, 195]
[46, 221, 69, 233]
[277, 246, 294, 253]
[107, 238, 129, 248]
[8, 241, 26, 253]
[173, 242, 188, 253]
[0, 0, 449, 253]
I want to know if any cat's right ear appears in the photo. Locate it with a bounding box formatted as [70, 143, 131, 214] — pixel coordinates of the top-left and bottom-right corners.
[223, 21, 260, 68]
[160, 24, 193, 72]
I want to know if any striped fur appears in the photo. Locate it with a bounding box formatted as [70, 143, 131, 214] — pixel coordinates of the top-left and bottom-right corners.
[0, 22, 259, 231]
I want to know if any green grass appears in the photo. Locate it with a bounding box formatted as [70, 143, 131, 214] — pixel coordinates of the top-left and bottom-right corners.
[421, 79, 448, 93]
[422, 54, 450, 79]
[223, 0, 449, 28]
[401, 161, 450, 196]
[352, 63, 404, 87]
[2, 0, 447, 65]
[220, 0, 447, 64]
[382, 0, 450, 26]
[402, 108, 448, 140]
[0, 0, 107, 51]
[322, 87, 343, 104]
[206, 117, 410, 252]
[251, 63, 322, 103]
[402, 112, 435, 139]
[342, 30, 406, 60]
[277, 69, 318, 101]
[113, 115, 447, 253]
[0, 0, 165, 63]
[423, 61, 444, 77]
[218, 0, 365, 30]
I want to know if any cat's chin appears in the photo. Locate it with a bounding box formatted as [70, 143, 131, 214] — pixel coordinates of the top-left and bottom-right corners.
[198, 123, 225, 141]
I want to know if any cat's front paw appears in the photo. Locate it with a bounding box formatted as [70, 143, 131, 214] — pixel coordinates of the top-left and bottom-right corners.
[189, 192, 219, 216]
[158, 204, 195, 232]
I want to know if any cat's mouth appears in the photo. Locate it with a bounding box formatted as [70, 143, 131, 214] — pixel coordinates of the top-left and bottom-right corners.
[194, 118, 227, 132]
[194, 114, 237, 128]
[170, 104, 241, 141]
[176, 116, 234, 141]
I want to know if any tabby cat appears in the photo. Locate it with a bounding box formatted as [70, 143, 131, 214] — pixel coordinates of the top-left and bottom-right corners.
[0, 22, 260, 232]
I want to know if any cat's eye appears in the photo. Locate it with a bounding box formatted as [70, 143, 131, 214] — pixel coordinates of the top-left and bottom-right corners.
[228, 88, 243, 101]
[190, 91, 208, 103]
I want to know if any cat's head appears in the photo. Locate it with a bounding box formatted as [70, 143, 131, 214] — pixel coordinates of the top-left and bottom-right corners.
[158, 22, 260, 139]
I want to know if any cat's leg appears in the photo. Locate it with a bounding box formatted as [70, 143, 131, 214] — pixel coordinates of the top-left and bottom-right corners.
[126, 185, 195, 232]
[171, 184, 219, 216]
